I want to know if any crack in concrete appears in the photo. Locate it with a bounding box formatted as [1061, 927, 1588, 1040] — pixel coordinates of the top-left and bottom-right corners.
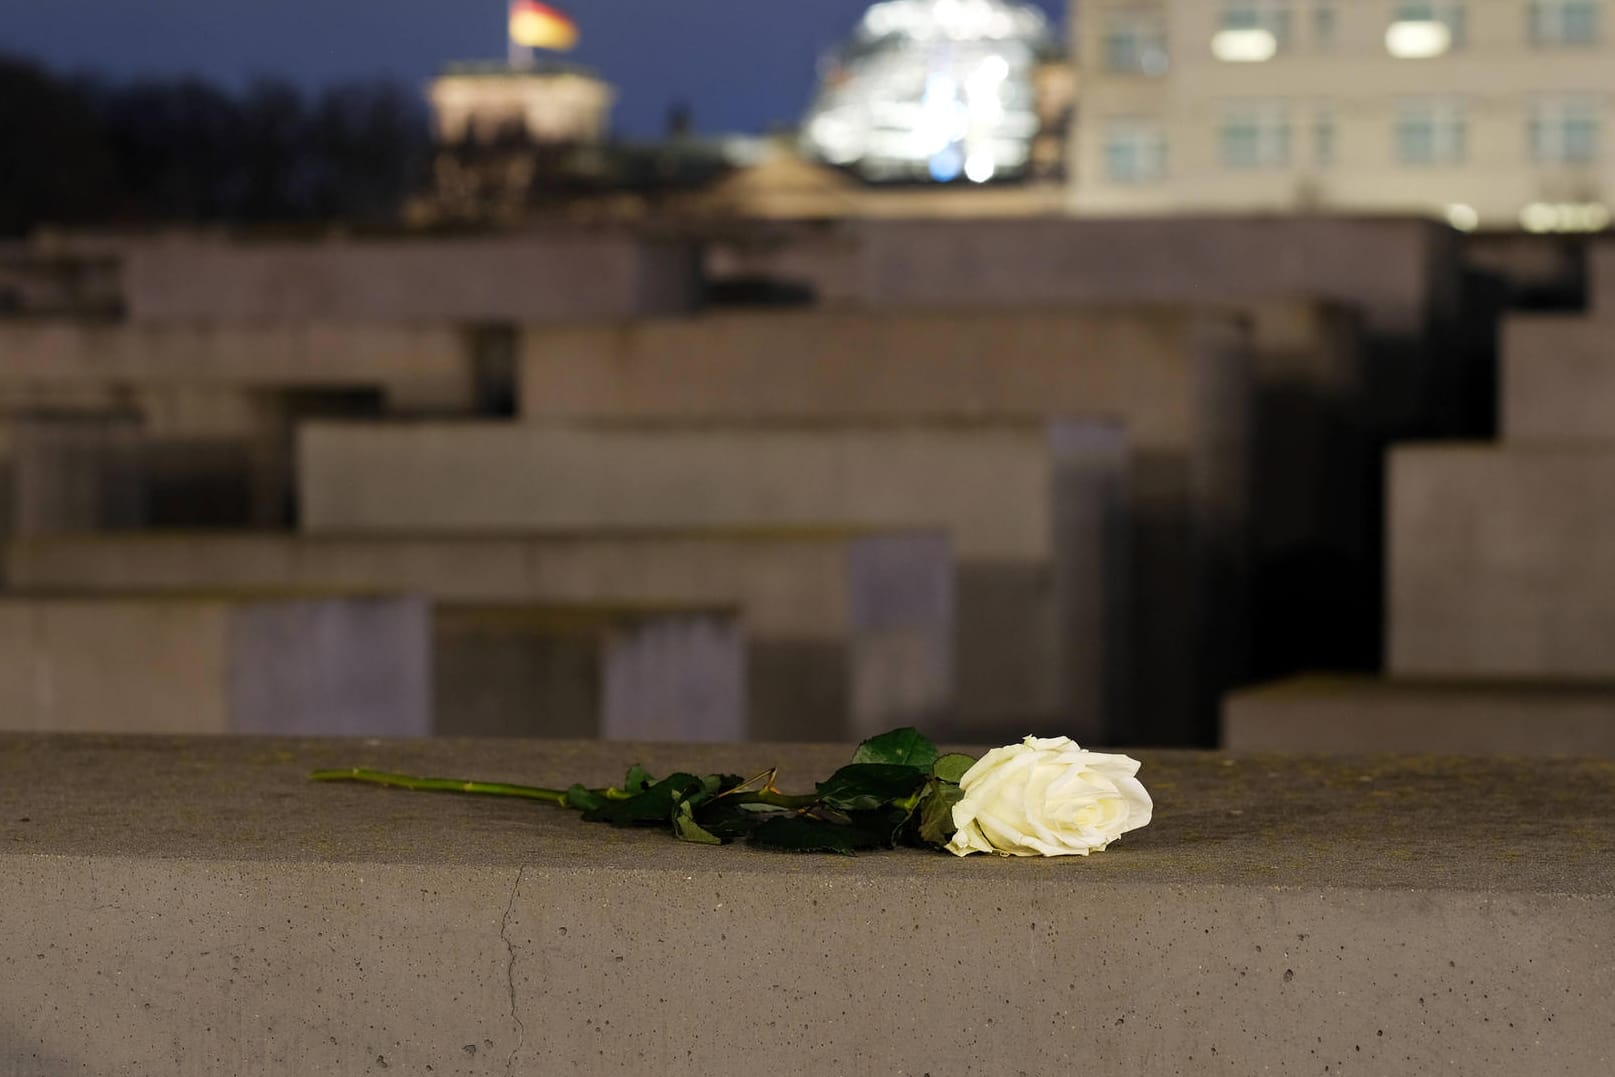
[500, 865, 528, 1074]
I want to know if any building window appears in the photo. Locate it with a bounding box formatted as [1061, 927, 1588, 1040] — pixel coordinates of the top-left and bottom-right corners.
[1388, 1, 1466, 48]
[1314, 1, 1338, 46]
[1220, 103, 1292, 169]
[1314, 107, 1336, 166]
[1396, 100, 1467, 164]
[1531, 98, 1601, 163]
[1221, 0, 1293, 43]
[1104, 13, 1170, 75]
[1530, 0, 1601, 44]
[1104, 120, 1168, 182]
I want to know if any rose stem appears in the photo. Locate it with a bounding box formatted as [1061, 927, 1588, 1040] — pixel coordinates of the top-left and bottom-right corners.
[308, 767, 821, 812]
[308, 767, 572, 805]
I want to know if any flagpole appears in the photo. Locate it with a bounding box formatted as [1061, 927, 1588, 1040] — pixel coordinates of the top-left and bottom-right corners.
[506, 2, 535, 69]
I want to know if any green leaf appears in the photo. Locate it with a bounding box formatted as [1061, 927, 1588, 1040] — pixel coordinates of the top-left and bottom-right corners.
[852, 727, 939, 770]
[815, 763, 927, 811]
[931, 753, 976, 784]
[620, 764, 656, 795]
[691, 799, 777, 841]
[848, 806, 914, 849]
[917, 778, 967, 847]
[584, 772, 704, 827]
[672, 800, 723, 845]
[700, 773, 744, 799]
[747, 815, 885, 856]
[562, 784, 606, 811]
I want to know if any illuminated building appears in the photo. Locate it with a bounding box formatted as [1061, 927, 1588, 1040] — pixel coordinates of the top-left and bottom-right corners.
[427, 62, 614, 146]
[1071, 0, 1615, 231]
[800, 0, 1067, 184]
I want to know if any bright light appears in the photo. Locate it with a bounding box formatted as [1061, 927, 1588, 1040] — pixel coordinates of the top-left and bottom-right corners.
[801, 0, 1055, 182]
[1521, 203, 1558, 233]
[977, 54, 1011, 83]
[1521, 202, 1612, 233]
[1444, 203, 1479, 232]
[808, 115, 863, 165]
[1211, 28, 1278, 62]
[1385, 20, 1452, 58]
[964, 152, 997, 182]
[929, 145, 964, 181]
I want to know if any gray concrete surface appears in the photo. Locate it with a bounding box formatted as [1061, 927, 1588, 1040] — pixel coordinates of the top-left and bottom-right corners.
[4, 529, 954, 742]
[1593, 239, 1615, 315]
[294, 419, 1148, 740]
[1501, 314, 1615, 443]
[119, 232, 699, 323]
[0, 322, 480, 413]
[434, 604, 745, 742]
[1223, 674, 1615, 755]
[0, 596, 429, 736]
[1, 735, 1611, 1076]
[708, 216, 1459, 332]
[1389, 445, 1615, 678]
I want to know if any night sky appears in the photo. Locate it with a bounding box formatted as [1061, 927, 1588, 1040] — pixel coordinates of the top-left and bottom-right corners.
[0, 0, 1066, 137]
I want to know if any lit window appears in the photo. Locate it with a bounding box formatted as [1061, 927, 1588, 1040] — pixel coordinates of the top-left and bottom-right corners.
[1220, 103, 1291, 169]
[1314, 107, 1336, 166]
[1396, 100, 1467, 164]
[1530, 98, 1601, 163]
[1104, 13, 1170, 75]
[1314, 1, 1338, 46]
[1530, 0, 1601, 44]
[1388, 1, 1466, 54]
[1103, 120, 1168, 182]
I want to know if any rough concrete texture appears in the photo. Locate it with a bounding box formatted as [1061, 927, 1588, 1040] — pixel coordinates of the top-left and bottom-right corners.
[1224, 674, 1615, 756]
[3, 529, 954, 743]
[1389, 445, 1615, 678]
[1501, 314, 1615, 443]
[1, 735, 1611, 1076]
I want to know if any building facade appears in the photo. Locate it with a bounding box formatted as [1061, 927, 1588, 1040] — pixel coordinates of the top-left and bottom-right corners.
[1070, 0, 1615, 230]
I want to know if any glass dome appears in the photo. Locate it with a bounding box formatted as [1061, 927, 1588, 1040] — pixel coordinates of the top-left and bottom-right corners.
[800, 0, 1060, 184]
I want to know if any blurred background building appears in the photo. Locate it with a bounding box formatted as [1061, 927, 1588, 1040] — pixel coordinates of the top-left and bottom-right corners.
[799, 0, 1071, 184]
[4, 0, 1615, 757]
[1072, 0, 1615, 232]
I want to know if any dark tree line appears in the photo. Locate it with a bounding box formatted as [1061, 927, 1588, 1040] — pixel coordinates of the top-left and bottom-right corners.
[0, 54, 430, 237]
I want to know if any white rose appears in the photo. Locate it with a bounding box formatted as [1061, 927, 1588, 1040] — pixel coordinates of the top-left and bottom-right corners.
[945, 735, 1153, 857]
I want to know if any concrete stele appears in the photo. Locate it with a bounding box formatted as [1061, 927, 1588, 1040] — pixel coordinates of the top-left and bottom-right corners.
[3, 529, 954, 743]
[1, 735, 1612, 1076]
[1389, 444, 1615, 679]
[0, 595, 430, 736]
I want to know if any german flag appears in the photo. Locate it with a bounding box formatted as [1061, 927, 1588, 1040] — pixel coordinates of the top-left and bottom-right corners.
[509, 0, 579, 51]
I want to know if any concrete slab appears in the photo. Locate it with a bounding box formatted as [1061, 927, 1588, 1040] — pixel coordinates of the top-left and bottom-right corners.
[434, 604, 745, 742]
[0, 596, 429, 736]
[1389, 445, 1615, 678]
[1501, 314, 1615, 443]
[1, 735, 1611, 1076]
[1592, 239, 1615, 315]
[294, 419, 1149, 741]
[1223, 674, 1615, 755]
[707, 216, 1460, 333]
[119, 232, 699, 323]
[4, 529, 954, 742]
[7, 414, 146, 536]
[0, 321, 480, 413]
